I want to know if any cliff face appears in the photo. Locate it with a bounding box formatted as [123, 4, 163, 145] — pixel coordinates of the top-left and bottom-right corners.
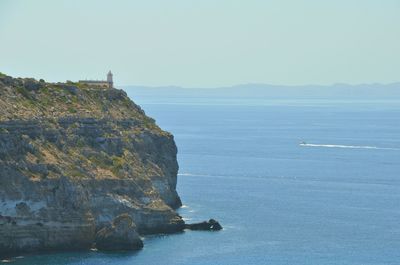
[0, 74, 183, 256]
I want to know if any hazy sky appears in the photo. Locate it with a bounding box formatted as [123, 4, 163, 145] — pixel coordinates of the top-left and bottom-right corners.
[1, 0, 399, 87]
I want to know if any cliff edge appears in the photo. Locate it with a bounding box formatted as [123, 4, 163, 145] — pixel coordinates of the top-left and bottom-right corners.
[0, 73, 184, 256]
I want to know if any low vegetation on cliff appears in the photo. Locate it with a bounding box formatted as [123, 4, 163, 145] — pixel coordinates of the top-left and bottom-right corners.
[0, 74, 157, 126]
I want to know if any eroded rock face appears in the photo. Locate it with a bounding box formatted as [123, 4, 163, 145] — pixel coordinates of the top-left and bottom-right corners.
[95, 214, 143, 251]
[0, 74, 184, 256]
[185, 219, 223, 231]
[0, 174, 95, 257]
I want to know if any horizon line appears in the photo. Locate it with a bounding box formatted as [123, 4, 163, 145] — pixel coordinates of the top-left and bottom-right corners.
[119, 81, 400, 90]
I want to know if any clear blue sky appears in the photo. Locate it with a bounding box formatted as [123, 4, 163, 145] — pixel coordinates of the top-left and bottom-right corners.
[0, 0, 399, 87]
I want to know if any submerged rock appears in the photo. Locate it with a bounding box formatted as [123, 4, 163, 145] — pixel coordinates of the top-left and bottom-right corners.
[185, 219, 223, 231]
[95, 214, 143, 251]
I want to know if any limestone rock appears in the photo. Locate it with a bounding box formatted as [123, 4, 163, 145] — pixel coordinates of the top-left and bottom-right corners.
[0, 73, 184, 256]
[95, 214, 143, 251]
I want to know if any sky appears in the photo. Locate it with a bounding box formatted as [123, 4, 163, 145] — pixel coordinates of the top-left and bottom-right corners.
[0, 0, 399, 87]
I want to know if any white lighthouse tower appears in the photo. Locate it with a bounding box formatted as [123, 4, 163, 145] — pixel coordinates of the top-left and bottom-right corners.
[107, 71, 113, 88]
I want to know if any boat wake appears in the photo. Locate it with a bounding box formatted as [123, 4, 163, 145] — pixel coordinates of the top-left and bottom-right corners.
[178, 173, 197, 176]
[299, 143, 400, 150]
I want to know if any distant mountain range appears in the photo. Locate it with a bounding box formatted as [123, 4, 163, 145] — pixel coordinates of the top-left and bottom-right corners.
[122, 83, 400, 99]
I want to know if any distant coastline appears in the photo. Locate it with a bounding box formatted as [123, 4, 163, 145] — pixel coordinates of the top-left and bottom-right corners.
[122, 83, 400, 100]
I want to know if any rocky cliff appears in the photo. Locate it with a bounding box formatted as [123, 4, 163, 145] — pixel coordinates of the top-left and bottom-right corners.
[0, 73, 184, 256]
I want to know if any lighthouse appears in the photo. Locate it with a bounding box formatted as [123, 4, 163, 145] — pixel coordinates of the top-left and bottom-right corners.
[107, 70, 113, 88]
[78, 71, 115, 89]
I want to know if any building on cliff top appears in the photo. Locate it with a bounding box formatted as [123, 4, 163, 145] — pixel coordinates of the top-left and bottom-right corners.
[79, 71, 113, 88]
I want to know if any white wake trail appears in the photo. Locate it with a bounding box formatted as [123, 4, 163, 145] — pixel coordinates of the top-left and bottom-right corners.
[299, 143, 400, 150]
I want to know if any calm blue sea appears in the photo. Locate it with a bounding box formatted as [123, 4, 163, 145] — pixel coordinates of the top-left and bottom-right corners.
[8, 96, 400, 265]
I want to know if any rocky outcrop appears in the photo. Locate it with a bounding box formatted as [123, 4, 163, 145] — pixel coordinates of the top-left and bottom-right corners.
[185, 219, 223, 231]
[0, 73, 184, 257]
[95, 214, 143, 251]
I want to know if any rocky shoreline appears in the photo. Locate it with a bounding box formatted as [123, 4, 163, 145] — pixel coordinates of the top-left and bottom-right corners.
[0, 73, 221, 258]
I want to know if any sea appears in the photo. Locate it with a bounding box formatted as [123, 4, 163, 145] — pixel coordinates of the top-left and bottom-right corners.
[7, 94, 400, 265]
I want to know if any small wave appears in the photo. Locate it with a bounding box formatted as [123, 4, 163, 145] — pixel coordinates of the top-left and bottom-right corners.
[300, 143, 400, 150]
[180, 205, 189, 209]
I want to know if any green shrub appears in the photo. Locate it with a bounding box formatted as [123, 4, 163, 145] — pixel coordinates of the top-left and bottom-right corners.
[111, 156, 125, 175]
[68, 107, 78, 113]
[16, 86, 33, 99]
[88, 152, 113, 168]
